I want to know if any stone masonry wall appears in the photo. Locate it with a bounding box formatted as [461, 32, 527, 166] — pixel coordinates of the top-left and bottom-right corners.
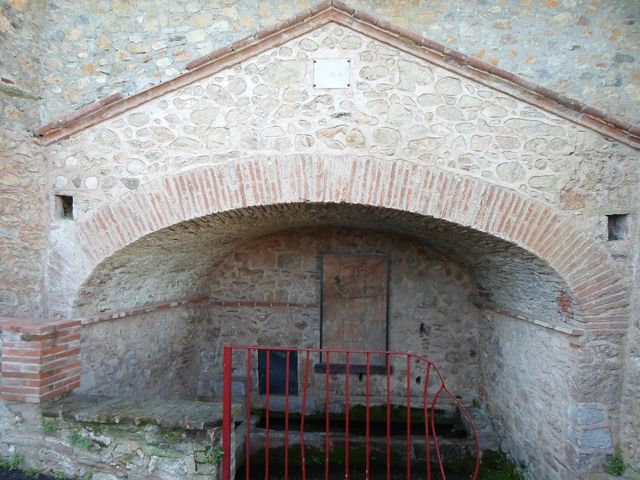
[0, 1, 47, 318]
[32, 17, 640, 478]
[196, 227, 482, 405]
[621, 219, 640, 472]
[46, 22, 639, 237]
[1, 0, 638, 477]
[480, 311, 576, 480]
[79, 302, 209, 400]
[44, 18, 638, 333]
[31, 1, 640, 125]
[622, 316, 640, 472]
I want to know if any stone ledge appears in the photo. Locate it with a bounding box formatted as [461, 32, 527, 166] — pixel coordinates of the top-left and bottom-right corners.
[41, 393, 243, 431]
[81, 296, 209, 326]
[0, 399, 238, 479]
[476, 304, 583, 336]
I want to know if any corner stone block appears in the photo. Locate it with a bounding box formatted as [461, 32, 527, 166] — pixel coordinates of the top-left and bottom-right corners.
[566, 404, 606, 426]
[566, 425, 613, 450]
[564, 443, 609, 472]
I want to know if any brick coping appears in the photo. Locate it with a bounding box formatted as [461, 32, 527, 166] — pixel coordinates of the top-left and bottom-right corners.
[34, 1, 640, 149]
[0, 316, 81, 334]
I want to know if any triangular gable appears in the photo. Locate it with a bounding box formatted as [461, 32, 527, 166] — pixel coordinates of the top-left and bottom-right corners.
[35, 0, 639, 149]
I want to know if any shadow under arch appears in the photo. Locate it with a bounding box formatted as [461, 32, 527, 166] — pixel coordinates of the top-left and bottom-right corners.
[72, 202, 570, 329]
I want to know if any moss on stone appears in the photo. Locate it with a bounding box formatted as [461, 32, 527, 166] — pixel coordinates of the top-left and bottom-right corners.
[252, 404, 458, 427]
[159, 428, 184, 444]
[249, 444, 400, 468]
[479, 451, 522, 480]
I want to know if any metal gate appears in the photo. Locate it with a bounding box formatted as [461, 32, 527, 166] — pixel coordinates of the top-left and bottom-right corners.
[221, 345, 480, 479]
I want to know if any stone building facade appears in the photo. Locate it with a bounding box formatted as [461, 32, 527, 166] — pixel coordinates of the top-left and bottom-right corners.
[1, 1, 639, 479]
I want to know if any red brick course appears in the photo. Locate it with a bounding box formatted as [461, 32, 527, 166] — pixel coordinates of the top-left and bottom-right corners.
[0, 319, 81, 403]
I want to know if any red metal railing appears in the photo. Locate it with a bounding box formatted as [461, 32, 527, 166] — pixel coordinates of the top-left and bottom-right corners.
[221, 346, 480, 480]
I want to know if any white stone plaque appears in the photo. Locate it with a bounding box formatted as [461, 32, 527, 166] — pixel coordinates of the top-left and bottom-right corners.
[313, 58, 350, 88]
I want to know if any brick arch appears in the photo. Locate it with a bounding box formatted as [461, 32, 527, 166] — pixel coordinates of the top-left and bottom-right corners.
[48, 155, 627, 329]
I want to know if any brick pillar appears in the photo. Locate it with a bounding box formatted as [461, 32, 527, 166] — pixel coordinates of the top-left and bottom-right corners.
[0, 318, 81, 403]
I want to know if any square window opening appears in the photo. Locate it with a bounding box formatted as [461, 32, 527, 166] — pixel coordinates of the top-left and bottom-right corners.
[55, 195, 74, 220]
[258, 350, 298, 395]
[607, 214, 630, 241]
